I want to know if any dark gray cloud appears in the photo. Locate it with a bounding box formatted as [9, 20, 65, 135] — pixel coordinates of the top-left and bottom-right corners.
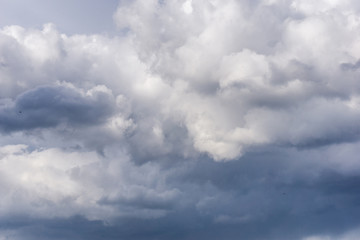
[0, 85, 115, 132]
[1, 149, 360, 240]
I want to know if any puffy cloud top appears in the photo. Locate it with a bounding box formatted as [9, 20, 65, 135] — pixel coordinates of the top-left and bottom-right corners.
[112, 0, 360, 160]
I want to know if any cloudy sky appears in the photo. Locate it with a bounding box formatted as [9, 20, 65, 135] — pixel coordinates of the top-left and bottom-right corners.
[1, 0, 360, 239]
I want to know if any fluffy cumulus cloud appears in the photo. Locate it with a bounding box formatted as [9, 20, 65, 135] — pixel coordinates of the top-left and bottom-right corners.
[113, 0, 360, 160]
[1, 0, 360, 239]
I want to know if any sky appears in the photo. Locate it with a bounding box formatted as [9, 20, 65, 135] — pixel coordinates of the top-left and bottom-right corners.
[0, 0, 119, 35]
[1, 0, 360, 239]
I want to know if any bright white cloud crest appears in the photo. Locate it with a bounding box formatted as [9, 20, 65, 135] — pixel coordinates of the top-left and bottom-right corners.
[112, 0, 360, 160]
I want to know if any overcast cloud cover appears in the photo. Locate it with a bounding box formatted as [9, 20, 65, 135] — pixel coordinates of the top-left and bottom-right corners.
[1, 0, 360, 239]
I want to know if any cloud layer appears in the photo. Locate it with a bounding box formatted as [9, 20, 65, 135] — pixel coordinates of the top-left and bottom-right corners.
[1, 0, 360, 239]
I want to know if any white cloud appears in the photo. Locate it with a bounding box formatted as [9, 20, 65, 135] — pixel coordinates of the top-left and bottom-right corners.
[303, 226, 360, 240]
[0, 145, 180, 220]
[110, 0, 360, 161]
[1, 0, 360, 162]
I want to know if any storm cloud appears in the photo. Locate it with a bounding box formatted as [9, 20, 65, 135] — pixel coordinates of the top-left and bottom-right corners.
[1, 0, 360, 239]
[0, 85, 116, 132]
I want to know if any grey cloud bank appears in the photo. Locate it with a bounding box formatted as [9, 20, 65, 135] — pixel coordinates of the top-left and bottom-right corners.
[0, 85, 116, 132]
[1, 0, 360, 239]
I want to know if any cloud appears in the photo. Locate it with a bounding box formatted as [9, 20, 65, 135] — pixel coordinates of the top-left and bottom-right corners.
[2, 144, 360, 240]
[3, 1, 360, 160]
[0, 84, 116, 132]
[0, 144, 181, 221]
[112, 0, 360, 161]
[1, 0, 360, 239]
[303, 226, 360, 240]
